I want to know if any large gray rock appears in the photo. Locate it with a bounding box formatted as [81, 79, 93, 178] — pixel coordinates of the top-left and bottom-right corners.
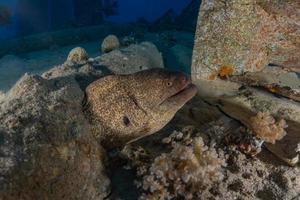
[0, 68, 110, 199]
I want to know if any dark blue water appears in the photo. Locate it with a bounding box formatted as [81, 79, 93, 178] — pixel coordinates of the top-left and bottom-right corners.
[0, 0, 193, 39]
[0, 0, 200, 90]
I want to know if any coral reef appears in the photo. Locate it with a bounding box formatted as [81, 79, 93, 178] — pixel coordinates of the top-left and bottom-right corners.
[101, 34, 120, 53]
[67, 47, 89, 63]
[249, 112, 287, 144]
[120, 113, 300, 200]
[138, 136, 224, 200]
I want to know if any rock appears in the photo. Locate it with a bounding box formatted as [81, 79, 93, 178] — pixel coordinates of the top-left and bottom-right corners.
[121, 36, 136, 47]
[230, 66, 300, 102]
[67, 47, 89, 63]
[210, 87, 300, 166]
[97, 42, 164, 74]
[191, 0, 300, 165]
[42, 62, 101, 79]
[192, 0, 300, 80]
[0, 73, 110, 199]
[0, 91, 5, 101]
[101, 34, 120, 53]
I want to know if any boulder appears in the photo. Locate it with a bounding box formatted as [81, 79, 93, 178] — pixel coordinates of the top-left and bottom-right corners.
[67, 47, 89, 64]
[101, 34, 120, 53]
[97, 42, 164, 74]
[191, 0, 300, 165]
[0, 67, 110, 199]
[192, 0, 300, 80]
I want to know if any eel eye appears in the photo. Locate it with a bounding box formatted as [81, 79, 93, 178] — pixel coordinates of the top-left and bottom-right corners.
[167, 82, 173, 87]
[123, 116, 131, 126]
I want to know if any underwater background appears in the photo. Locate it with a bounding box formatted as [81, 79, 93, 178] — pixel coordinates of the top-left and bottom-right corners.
[0, 0, 200, 91]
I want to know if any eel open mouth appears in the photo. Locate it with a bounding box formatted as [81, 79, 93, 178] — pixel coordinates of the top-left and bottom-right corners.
[162, 83, 198, 106]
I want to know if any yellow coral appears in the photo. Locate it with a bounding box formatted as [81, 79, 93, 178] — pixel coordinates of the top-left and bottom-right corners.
[249, 112, 287, 144]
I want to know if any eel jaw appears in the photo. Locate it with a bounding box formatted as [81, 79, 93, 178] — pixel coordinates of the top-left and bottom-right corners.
[161, 83, 198, 107]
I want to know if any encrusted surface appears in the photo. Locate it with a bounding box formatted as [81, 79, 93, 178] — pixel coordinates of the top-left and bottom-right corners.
[192, 0, 300, 80]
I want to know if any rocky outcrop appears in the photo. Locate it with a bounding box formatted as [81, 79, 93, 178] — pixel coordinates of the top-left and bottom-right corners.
[0, 71, 110, 199]
[97, 42, 164, 74]
[192, 0, 300, 80]
[192, 0, 300, 165]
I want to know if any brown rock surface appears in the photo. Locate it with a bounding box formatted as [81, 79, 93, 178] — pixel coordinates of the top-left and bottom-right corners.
[192, 0, 300, 80]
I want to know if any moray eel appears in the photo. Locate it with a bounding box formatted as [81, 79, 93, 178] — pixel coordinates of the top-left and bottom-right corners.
[84, 68, 197, 149]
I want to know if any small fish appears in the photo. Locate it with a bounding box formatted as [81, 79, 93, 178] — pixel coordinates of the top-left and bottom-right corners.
[0, 5, 12, 25]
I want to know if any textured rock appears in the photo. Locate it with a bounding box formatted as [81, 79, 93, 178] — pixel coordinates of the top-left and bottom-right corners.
[191, 0, 300, 165]
[101, 34, 120, 53]
[67, 47, 89, 63]
[214, 87, 300, 166]
[96, 42, 164, 74]
[0, 73, 110, 199]
[192, 0, 300, 80]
